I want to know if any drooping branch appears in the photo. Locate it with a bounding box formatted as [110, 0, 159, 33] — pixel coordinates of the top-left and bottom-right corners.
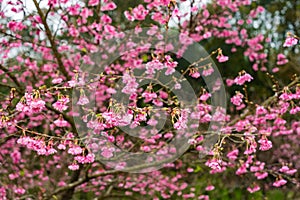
[227, 76, 300, 127]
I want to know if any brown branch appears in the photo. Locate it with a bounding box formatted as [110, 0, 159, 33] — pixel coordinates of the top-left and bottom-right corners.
[227, 76, 300, 127]
[32, 0, 71, 80]
[45, 154, 179, 199]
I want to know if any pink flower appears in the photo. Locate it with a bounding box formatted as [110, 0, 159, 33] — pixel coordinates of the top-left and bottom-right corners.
[286, 169, 297, 175]
[124, 11, 134, 21]
[234, 72, 253, 85]
[206, 159, 221, 170]
[141, 146, 151, 152]
[68, 163, 80, 171]
[47, 148, 57, 155]
[179, 32, 194, 45]
[279, 92, 293, 101]
[276, 53, 288, 65]
[191, 71, 200, 78]
[102, 111, 121, 127]
[198, 195, 209, 200]
[68, 146, 83, 155]
[16, 102, 29, 112]
[142, 92, 157, 102]
[231, 92, 244, 106]
[85, 153, 95, 163]
[236, 163, 247, 175]
[256, 106, 267, 115]
[188, 138, 197, 145]
[68, 80, 77, 87]
[52, 77, 63, 84]
[37, 148, 47, 155]
[227, 149, 239, 161]
[199, 93, 211, 101]
[101, 147, 114, 158]
[159, 91, 168, 99]
[54, 118, 69, 127]
[283, 36, 298, 47]
[132, 5, 149, 21]
[226, 79, 234, 87]
[255, 171, 268, 179]
[247, 185, 260, 193]
[273, 179, 287, 187]
[258, 138, 272, 151]
[152, 99, 163, 107]
[279, 166, 289, 173]
[53, 96, 69, 111]
[57, 144, 66, 150]
[58, 181, 66, 187]
[122, 73, 138, 94]
[77, 95, 89, 105]
[174, 83, 181, 89]
[205, 185, 215, 191]
[29, 99, 45, 113]
[88, 0, 99, 6]
[174, 110, 189, 130]
[202, 67, 214, 76]
[145, 59, 164, 74]
[217, 54, 229, 63]
[101, 2, 117, 11]
[187, 168, 194, 173]
[279, 166, 297, 175]
[7, 21, 26, 32]
[14, 188, 25, 195]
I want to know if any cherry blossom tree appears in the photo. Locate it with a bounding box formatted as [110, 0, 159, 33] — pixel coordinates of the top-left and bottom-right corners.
[0, 0, 299, 199]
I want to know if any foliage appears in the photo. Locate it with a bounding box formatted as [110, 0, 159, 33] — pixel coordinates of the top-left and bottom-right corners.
[0, 0, 299, 199]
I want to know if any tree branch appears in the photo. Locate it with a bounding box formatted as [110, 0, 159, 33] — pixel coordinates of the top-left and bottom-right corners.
[32, 0, 71, 80]
[227, 76, 300, 127]
[45, 154, 179, 199]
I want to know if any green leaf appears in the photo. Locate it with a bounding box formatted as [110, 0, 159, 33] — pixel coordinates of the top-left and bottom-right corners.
[142, 54, 148, 62]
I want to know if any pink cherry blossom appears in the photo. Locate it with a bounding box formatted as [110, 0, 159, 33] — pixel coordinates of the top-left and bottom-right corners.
[255, 172, 268, 179]
[205, 185, 215, 191]
[88, 0, 99, 6]
[276, 53, 288, 65]
[217, 54, 229, 63]
[68, 146, 83, 155]
[101, 2, 117, 11]
[101, 147, 114, 158]
[283, 36, 298, 47]
[273, 179, 287, 187]
[54, 118, 69, 127]
[227, 149, 239, 161]
[202, 67, 214, 76]
[77, 95, 89, 105]
[68, 163, 80, 171]
[258, 137, 272, 151]
[234, 72, 253, 85]
[131, 5, 149, 21]
[231, 92, 244, 106]
[247, 185, 260, 193]
[53, 96, 70, 111]
[206, 159, 221, 170]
